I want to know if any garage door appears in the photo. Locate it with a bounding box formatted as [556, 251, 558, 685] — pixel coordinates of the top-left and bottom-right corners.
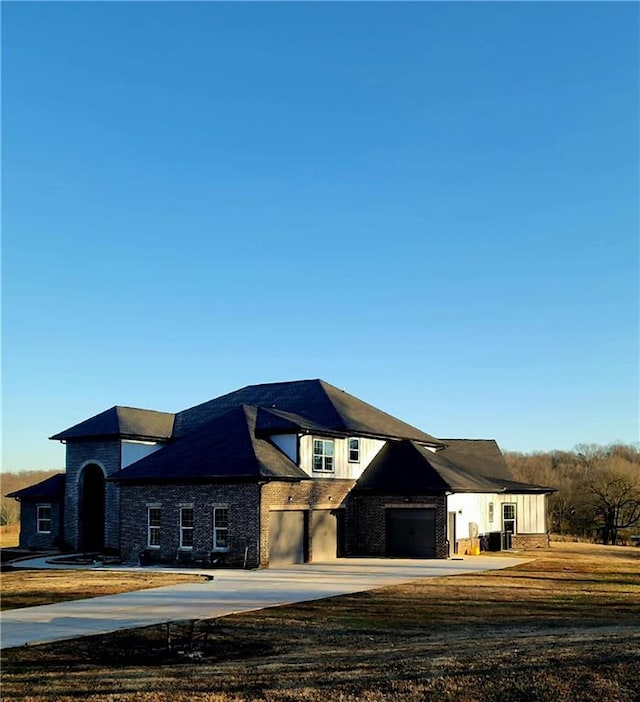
[310, 510, 337, 561]
[269, 510, 306, 565]
[386, 508, 436, 558]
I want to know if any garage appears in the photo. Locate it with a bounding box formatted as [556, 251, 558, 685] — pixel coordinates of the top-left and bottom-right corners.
[310, 509, 338, 561]
[269, 510, 306, 565]
[386, 507, 436, 558]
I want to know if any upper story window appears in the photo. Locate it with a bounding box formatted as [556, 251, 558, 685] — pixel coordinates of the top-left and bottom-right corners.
[180, 506, 194, 549]
[313, 439, 334, 473]
[147, 507, 161, 548]
[37, 505, 52, 533]
[348, 438, 360, 463]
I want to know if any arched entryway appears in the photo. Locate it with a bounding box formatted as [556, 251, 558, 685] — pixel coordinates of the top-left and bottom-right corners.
[78, 463, 105, 552]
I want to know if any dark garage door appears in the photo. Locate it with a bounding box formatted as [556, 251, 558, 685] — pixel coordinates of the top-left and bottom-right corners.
[386, 508, 437, 558]
[269, 510, 306, 565]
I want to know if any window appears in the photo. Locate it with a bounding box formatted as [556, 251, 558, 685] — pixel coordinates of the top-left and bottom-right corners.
[37, 505, 51, 533]
[213, 506, 229, 551]
[348, 438, 360, 463]
[313, 439, 334, 473]
[488, 502, 494, 524]
[180, 507, 194, 548]
[502, 503, 516, 534]
[147, 507, 161, 548]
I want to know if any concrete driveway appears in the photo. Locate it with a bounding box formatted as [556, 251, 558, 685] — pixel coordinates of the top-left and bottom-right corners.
[1, 555, 528, 649]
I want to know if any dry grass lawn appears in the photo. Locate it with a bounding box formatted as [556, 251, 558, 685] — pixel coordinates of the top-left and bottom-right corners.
[0, 524, 20, 548]
[0, 569, 208, 610]
[2, 542, 639, 702]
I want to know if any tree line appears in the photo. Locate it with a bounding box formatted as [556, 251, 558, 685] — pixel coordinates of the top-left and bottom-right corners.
[505, 443, 640, 545]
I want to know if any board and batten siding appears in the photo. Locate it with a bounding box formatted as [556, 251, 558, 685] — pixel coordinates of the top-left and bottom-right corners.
[447, 492, 547, 539]
[299, 435, 386, 480]
[502, 493, 547, 534]
[121, 440, 164, 468]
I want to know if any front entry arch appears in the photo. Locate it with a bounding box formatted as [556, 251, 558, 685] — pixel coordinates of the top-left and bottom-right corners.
[78, 463, 105, 552]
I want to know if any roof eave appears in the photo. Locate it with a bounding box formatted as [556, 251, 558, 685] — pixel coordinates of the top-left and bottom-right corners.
[50, 433, 171, 442]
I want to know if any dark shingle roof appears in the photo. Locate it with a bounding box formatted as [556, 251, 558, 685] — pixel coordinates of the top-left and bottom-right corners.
[7, 473, 66, 500]
[111, 405, 308, 483]
[254, 406, 341, 437]
[438, 440, 513, 481]
[174, 379, 441, 444]
[354, 440, 554, 494]
[50, 406, 175, 441]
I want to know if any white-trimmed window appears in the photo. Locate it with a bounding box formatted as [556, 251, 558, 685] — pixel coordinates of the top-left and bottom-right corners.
[147, 507, 161, 548]
[213, 506, 229, 551]
[348, 438, 360, 463]
[503, 503, 516, 534]
[488, 502, 495, 524]
[313, 439, 334, 473]
[180, 507, 194, 549]
[37, 505, 52, 533]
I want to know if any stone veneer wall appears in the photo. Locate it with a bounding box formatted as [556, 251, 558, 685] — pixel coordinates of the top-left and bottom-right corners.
[119, 482, 261, 567]
[63, 440, 122, 551]
[259, 479, 355, 566]
[345, 494, 448, 559]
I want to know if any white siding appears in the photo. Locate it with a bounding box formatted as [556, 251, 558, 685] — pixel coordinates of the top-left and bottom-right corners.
[498, 493, 547, 534]
[271, 434, 297, 463]
[447, 493, 498, 539]
[299, 435, 386, 480]
[447, 492, 547, 537]
[121, 440, 163, 468]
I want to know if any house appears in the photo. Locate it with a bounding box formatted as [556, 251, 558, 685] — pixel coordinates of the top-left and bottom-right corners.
[8, 379, 553, 566]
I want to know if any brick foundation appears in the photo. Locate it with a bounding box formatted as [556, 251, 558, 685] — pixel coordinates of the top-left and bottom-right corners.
[511, 533, 550, 550]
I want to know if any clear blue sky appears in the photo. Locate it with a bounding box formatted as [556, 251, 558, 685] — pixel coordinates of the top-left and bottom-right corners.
[2, 2, 638, 471]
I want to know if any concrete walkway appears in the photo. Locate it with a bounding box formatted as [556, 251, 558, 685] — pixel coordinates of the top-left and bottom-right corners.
[1, 555, 528, 649]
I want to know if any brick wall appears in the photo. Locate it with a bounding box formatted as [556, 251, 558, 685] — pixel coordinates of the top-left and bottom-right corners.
[63, 441, 121, 551]
[18, 500, 63, 550]
[345, 493, 448, 559]
[259, 479, 355, 566]
[119, 482, 261, 567]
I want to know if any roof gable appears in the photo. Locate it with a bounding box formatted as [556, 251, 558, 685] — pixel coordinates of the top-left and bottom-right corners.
[355, 440, 554, 494]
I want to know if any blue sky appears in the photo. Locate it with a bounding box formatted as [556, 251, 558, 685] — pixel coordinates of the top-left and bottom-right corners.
[2, 2, 638, 471]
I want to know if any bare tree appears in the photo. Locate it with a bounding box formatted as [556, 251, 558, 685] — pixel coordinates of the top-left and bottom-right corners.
[505, 443, 640, 543]
[587, 460, 640, 545]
